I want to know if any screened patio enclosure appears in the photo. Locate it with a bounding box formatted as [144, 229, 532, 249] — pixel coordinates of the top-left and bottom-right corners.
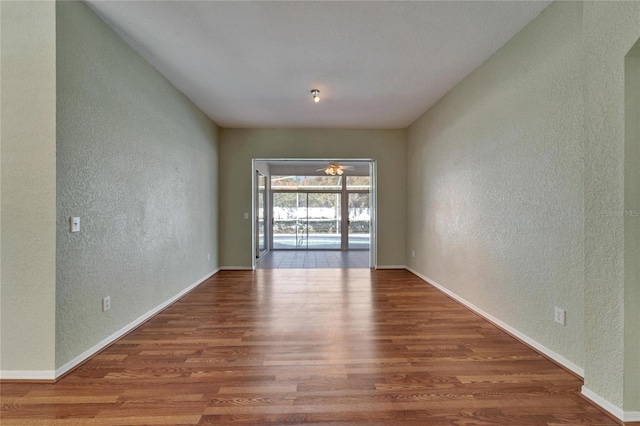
[271, 175, 370, 251]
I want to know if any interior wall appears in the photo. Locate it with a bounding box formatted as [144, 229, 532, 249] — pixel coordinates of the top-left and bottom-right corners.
[583, 1, 640, 412]
[632, 57, 640, 413]
[219, 129, 406, 268]
[55, 1, 219, 369]
[624, 42, 640, 412]
[0, 0, 57, 376]
[406, 0, 584, 370]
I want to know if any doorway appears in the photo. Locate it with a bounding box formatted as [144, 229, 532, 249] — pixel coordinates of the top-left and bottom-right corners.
[252, 159, 376, 269]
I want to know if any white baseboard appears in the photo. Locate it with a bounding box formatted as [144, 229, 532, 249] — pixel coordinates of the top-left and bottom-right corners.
[406, 267, 585, 378]
[407, 267, 639, 422]
[582, 386, 640, 422]
[220, 266, 254, 271]
[376, 265, 407, 269]
[625, 411, 640, 422]
[54, 269, 219, 379]
[0, 370, 56, 381]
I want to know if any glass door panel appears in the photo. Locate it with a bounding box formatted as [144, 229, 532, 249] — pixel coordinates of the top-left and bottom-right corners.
[273, 192, 307, 249]
[307, 193, 341, 249]
[295, 194, 308, 249]
[348, 193, 370, 250]
[272, 192, 342, 250]
[256, 173, 267, 257]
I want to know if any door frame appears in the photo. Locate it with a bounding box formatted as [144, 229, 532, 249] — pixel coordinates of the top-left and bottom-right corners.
[255, 170, 268, 258]
[251, 158, 377, 269]
[345, 190, 371, 250]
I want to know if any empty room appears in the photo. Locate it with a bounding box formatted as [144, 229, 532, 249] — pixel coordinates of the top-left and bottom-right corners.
[1, 0, 639, 424]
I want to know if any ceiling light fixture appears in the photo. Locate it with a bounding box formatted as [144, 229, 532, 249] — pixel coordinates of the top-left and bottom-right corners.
[311, 89, 320, 103]
[318, 163, 352, 176]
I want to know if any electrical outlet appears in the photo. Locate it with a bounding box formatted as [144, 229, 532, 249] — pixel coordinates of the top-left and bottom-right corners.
[412, 250, 416, 258]
[208, 253, 210, 261]
[554, 307, 566, 325]
[102, 296, 111, 312]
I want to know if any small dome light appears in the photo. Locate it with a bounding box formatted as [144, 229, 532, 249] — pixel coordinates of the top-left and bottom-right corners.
[311, 89, 320, 103]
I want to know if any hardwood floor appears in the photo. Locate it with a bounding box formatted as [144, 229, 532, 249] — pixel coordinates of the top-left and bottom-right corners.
[1, 269, 622, 425]
[256, 250, 370, 269]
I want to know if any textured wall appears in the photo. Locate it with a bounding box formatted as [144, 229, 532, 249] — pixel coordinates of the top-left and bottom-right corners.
[219, 129, 406, 268]
[624, 48, 640, 411]
[0, 1, 57, 375]
[583, 1, 640, 411]
[406, 1, 584, 368]
[56, 1, 219, 368]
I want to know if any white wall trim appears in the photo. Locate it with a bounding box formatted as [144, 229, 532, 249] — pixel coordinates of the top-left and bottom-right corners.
[406, 267, 585, 378]
[376, 265, 407, 270]
[0, 370, 56, 381]
[220, 266, 254, 271]
[581, 386, 640, 422]
[625, 411, 640, 422]
[53, 269, 220, 379]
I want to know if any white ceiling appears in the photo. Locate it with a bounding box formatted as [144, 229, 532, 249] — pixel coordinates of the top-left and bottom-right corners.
[85, 1, 551, 129]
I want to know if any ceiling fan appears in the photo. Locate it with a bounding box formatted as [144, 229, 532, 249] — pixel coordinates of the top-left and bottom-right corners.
[316, 163, 354, 176]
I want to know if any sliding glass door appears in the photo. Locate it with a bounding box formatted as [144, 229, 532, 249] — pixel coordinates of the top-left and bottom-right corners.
[348, 192, 370, 250]
[272, 192, 305, 249]
[307, 193, 342, 249]
[272, 192, 341, 249]
[270, 174, 369, 251]
[255, 172, 267, 258]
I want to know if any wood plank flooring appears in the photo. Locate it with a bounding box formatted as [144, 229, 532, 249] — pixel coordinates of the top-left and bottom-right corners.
[256, 250, 370, 269]
[0, 269, 622, 425]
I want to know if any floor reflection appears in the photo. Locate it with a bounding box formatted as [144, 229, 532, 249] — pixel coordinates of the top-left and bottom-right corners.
[256, 250, 370, 269]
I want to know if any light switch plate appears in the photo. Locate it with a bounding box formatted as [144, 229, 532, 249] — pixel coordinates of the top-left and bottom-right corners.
[70, 217, 80, 233]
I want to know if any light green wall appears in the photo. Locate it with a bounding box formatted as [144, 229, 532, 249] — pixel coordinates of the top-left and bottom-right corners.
[55, 1, 219, 369]
[407, 1, 584, 368]
[624, 46, 640, 411]
[583, 1, 640, 411]
[219, 129, 406, 268]
[0, 1, 57, 375]
[407, 0, 640, 416]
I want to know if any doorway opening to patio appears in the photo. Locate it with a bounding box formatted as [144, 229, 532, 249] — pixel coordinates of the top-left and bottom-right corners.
[252, 159, 376, 269]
